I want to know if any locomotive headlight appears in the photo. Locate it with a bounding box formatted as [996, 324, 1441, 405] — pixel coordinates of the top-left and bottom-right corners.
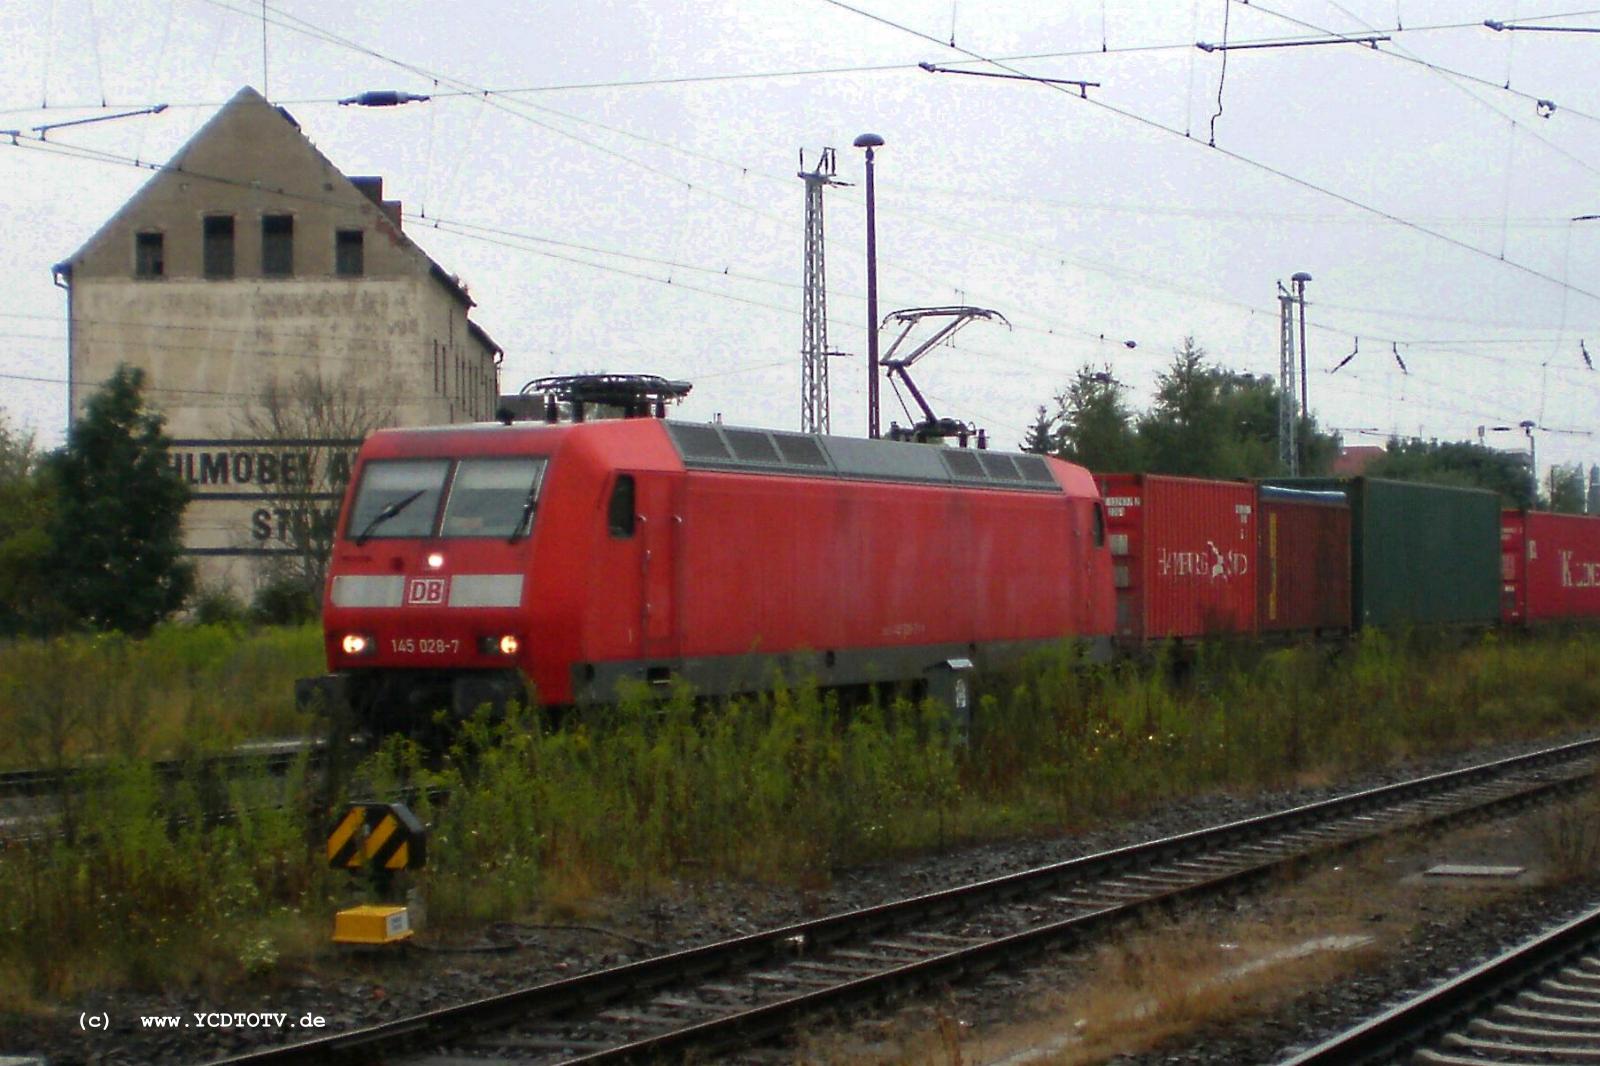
[478, 634, 520, 656]
[341, 633, 374, 656]
[426, 552, 445, 569]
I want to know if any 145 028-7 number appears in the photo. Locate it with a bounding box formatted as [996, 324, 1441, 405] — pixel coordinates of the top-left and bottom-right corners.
[390, 637, 460, 654]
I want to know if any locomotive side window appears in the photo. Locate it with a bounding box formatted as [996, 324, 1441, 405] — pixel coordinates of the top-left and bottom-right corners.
[346, 460, 450, 541]
[608, 475, 636, 538]
[442, 458, 548, 539]
[1093, 502, 1106, 548]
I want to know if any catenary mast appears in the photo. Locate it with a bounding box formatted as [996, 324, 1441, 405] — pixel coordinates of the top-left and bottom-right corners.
[799, 148, 844, 434]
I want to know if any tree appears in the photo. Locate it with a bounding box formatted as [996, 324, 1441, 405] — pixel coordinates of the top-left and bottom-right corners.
[1366, 438, 1535, 507]
[0, 411, 58, 635]
[1053, 364, 1141, 471]
[1031, 336, 1339, 480]
[1138, 338, 1229, 476]
[240, 369, 398, 606]
[44, 365, 193, 633]
[1019, 406, 1058, 455]
[1548, 463, 1587, 513]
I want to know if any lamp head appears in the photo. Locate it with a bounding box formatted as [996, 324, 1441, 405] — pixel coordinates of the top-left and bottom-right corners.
[853, 133, 885, 149]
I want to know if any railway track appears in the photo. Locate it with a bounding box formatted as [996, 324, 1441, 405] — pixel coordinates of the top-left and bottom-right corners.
[1281, 900, 1600, 1065]
[0, 739, 322, 841]
[0, 738, 319, 799]
[213, 737, 1600, 1066]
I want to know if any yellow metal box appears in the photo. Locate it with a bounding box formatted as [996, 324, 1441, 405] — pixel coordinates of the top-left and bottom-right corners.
[332, 904, 412, 945]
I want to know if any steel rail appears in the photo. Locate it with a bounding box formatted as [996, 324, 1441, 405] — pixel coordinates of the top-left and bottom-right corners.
[0, 739, 319, 798]
[209, 736, 1600, 1066]
[1280, 902, 1600, 1065]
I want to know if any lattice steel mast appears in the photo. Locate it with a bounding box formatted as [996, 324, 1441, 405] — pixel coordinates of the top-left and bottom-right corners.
[799, 148, 846, 434]
[1278, 283, 1299, 475]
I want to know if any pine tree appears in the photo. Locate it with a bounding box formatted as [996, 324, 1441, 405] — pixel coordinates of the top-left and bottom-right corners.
[1055, 364, 1140, 471]
[45, 365, 193, 633]
[1019, 405, 1059, 455]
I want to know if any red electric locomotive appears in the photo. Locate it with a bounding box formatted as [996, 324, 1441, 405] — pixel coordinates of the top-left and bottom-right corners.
[298, 419, 1116, 732]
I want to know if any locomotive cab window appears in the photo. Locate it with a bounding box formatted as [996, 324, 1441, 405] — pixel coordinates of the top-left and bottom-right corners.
[608, 475, 636, 538]
[442, 458, 548, 539]
[346, 459, 450, 541]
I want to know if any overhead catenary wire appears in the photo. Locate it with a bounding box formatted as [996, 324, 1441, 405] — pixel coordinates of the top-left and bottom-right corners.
[827, 0, 1600, 306]
[13, 123, 1596, 433]
[6, 1, 1593, 448]
[10, 7, 1600, 115]
[26, 0, 1600, 340]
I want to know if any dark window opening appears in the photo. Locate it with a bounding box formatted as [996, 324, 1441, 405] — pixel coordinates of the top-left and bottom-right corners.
[261, 214, 294, 276]
[608, 475, 636, 538]
[135, 232, 164, 278]
[203, 215, 234, 278]
[335, 229, 364, 277]
[1092, 503, 1106, 548]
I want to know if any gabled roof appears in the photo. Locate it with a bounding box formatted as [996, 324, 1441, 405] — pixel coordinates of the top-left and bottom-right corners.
[54, 86, 501, 353]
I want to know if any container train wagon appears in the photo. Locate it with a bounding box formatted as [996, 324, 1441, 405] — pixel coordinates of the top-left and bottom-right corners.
[301, 418, 1600, 732]
[1267, 477, 1502, 629]
[1501, 509, 1600, 624]
[298, 418, 1115, 732]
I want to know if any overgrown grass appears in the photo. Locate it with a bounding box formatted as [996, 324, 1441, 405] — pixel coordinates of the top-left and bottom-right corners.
[3, 628, 1599, 1004]
[0, 623, 323, 770]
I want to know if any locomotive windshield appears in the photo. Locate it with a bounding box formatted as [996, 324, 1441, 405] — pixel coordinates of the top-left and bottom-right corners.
[347, 460, 450, 541]
[345, 456, 548, 541]
[441, 458, 548, 539]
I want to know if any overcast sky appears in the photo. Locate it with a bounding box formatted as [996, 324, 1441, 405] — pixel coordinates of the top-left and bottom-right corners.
[3, 0, 1599, 481]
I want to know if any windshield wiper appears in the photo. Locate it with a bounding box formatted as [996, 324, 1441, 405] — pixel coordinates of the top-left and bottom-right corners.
[507, 486, 539, 543]
[354, 489, 427, 545]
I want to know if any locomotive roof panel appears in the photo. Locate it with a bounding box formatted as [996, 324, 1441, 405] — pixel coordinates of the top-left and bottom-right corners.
[663, 421, 1069, 493]
[358, 419, 1093, 496]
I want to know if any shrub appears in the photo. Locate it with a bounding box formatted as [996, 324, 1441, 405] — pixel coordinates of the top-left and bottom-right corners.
[250, 574, 320, 627]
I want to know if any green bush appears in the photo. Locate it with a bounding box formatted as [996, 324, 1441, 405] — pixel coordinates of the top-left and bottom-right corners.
[249, 575, 320, 627]
[6, 629, 1600, 1000]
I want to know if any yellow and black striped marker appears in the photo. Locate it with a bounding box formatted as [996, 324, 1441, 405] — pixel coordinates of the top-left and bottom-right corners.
[327, 802, 426, 871]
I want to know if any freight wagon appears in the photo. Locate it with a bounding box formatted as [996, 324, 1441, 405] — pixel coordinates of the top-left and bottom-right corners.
[1096, 474, 1257, 643]
[1265, 477, 1501, 629]
[1500, 510, 1600, 624]
[300, 419, 1116, 732]
[1256, 486, 1352, 637]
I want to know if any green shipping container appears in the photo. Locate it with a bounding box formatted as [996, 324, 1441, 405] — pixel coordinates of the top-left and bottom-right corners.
[1263, 477, 1500, 629]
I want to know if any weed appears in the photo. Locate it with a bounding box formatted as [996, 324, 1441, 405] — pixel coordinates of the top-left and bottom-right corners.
[6, 628, 1600, 1000]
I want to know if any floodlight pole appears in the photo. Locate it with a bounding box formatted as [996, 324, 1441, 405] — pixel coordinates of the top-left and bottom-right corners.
[855, 133, 885, 439]
[1293, 272, 1312, 453]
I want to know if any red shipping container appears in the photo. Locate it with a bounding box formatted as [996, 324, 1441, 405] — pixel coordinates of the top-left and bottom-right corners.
[1501, 510, 1525, 623]
[1097, 474, 1257, 642]
[1501, 510, 1600, 624]
[1256, 487, 1351, 635]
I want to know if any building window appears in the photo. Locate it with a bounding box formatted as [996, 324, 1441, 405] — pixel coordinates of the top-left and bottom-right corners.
[135, 232, 164, 278]
[203, 215, 235, 278]
[261, 214, 294, 276]
[335, 229, 364, 277]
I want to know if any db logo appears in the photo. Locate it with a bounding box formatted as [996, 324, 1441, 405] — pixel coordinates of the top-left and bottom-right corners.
[405, 577, 447, 605]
